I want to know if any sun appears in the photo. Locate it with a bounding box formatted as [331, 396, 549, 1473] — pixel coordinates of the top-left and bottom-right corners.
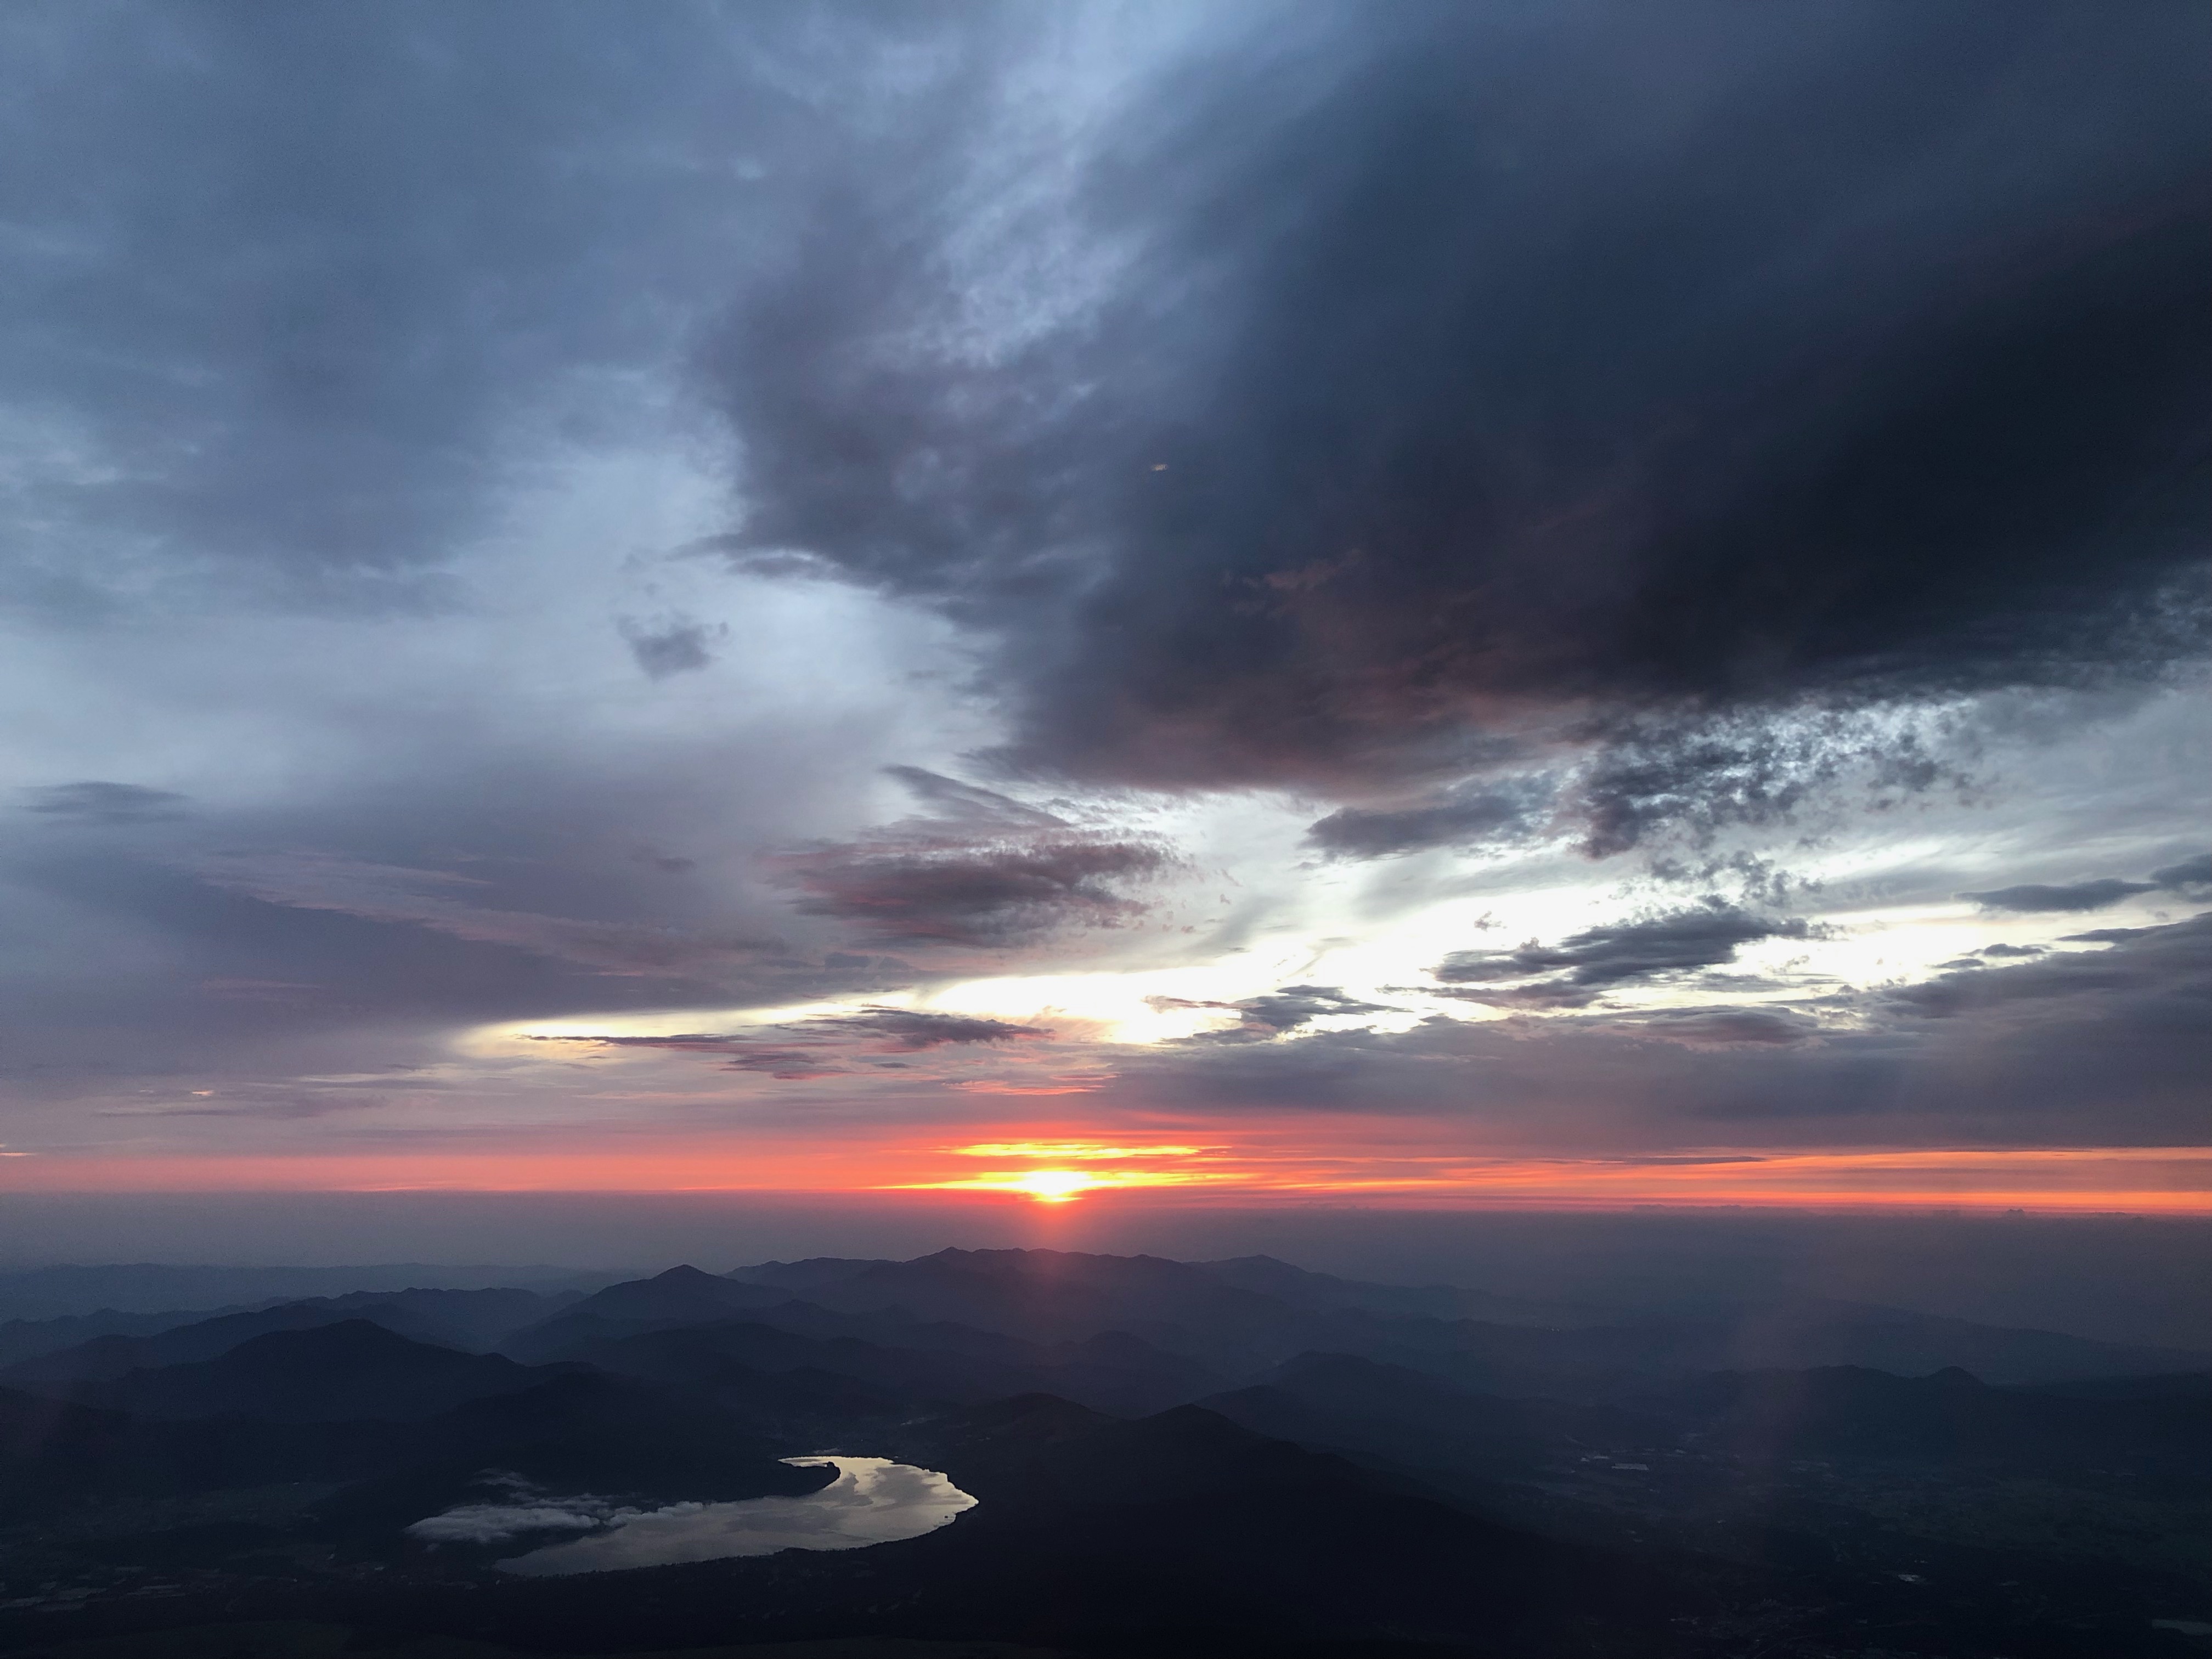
[1009, 1169, 1097, 1204]
[891, 1144, 1235, 1201]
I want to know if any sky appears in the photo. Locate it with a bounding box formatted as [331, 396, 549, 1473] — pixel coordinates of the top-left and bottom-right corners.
[2, 0, 2208, 1240]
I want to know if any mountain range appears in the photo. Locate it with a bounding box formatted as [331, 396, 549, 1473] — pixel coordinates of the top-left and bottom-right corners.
[0, 1247, 2203, 1658]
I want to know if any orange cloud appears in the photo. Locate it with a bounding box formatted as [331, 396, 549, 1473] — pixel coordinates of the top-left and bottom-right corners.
[947, 1081, 1110, 1096]
[949, 1142, 1221, 1160]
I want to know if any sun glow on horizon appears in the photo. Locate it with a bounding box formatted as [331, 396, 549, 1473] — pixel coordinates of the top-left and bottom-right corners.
[1008, 1169, 1096, 1203]
[903, 1164, 1232, 1203]
[950, 1141, 1218, 1160]
[903, 1138, 1242, 1201]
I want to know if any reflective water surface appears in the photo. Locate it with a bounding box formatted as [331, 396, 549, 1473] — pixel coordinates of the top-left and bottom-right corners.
[482, 1456, 976, 1576]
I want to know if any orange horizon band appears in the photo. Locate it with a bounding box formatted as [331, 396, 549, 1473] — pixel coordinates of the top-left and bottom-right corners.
[2, 1142, 2205, 1211]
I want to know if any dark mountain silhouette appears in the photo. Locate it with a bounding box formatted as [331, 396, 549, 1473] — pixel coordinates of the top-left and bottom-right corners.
[497, 1265, 796, 1363]
[561, 1316, 1001, 1400]
[0, 1385, 144, 1500]
[2018, 1369, 2212, 1402]
[724, 1247, 1299, 1358]
[833, 1399, 1595, 1653]
[758, 1300, 1223, 1410]
[0, 1380, 409, 1499]
[716, 1248, 2206, 1386]
[673, 1288, 1128, 1362]
[1250, 1297, 2212, 1396]
[1644, 1363, 2212, 1482]
[0, 1304, 257, 1369]
[656, 1358, 906, 1431]
[4, 1365, 825, 1528]
[531, 1262, 785, 1324]
[45, 1396, 1628, 1656]
[308, 1286, 566, 1350]
[4, 1287, 564, 1385]
[24, 1321, 551, 1423]
[0, 1263, 621, 1321]
[1200, 1350, 1670, 1486]
[565, 1313, 1217, 1418]
[411, 1369, 838, 1498]
[314, 1368, 836, 1544]
[725, 1255, 896, 1293]
[1587, 1297, 2212, 1385]
[2, 1246, 2205, 1659]
[1194, 1252, 1599, 1326]
[539, 1300, 1229, 1415]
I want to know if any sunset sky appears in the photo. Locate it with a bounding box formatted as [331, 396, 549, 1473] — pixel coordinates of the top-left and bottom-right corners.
[2, 1, 2207, 1232]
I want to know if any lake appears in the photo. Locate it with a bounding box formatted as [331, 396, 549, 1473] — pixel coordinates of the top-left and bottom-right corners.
[472, 1455, 977, 1576]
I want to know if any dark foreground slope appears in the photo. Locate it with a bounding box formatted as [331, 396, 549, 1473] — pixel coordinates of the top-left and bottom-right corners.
[0, 1395, 1647, 1659]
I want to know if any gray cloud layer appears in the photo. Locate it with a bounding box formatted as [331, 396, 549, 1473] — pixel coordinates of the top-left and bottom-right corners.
[1963, 853, 2212, 912]
[718, 1, 2210, 835]
[774, 769, 1179, 949]
[543, 1007, 1049, 1082]
[0, 0, 864, 618]
[0, 3, 2204, 1166]
[1432, 905, 1816, 1008]
[1087, 912, 2212, 1145]
[25, 783, 190, 825]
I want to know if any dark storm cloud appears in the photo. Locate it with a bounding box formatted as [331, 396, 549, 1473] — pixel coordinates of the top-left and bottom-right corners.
[1642, 851, 1804, 910]
[1961, 849, 2212, 911]
[774, 768, 1177, 949]
[1849, 916, 2212, 1134]
[2151, 853, 2212, 891]
[1961, 878, 2154, 913]
[819, 1008, 1043, 1049]
[1593, 1006, 1824, 1047]
[24, 782, 189, 824]
[781, 838, 1171, 950]
[1305, 780, 1549, 859]
[715, 0, 2212, 836]
[1571, 712, 1961, 856]
[542, 1006, 1047, 1080]
[1432, 905, 1816, 1002]
[1425, 981, 1605, 1013]
[1890, 913, 2212, 1022]
[2062, 926, 2166, 946]
[620, 617, 727, 680]
[1150, 984, 1398, 1042]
